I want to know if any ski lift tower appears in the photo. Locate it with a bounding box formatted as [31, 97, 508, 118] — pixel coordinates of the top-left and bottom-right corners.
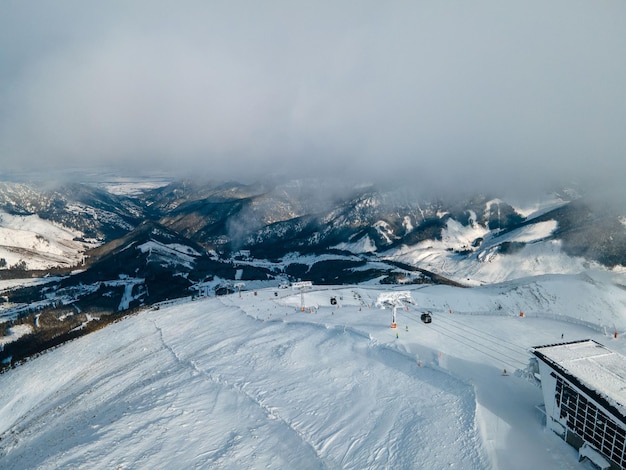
[291, 281, 313, 311]
[375, 291, 415, 328]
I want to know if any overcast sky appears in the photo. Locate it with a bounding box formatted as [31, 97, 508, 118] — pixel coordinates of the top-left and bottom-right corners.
[1, 1, 625, 197]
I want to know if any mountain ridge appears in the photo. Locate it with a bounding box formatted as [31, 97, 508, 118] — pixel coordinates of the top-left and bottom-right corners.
[0, 175, 625, 377]
[0, 177, 624, 275]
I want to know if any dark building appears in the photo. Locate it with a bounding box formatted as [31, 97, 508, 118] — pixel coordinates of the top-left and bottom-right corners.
[532, 340, 626, 469]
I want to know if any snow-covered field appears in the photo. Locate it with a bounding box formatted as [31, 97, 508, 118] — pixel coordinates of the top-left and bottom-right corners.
[0, 324, 33, 348]
[0, 211, 90, 271]
[388, 214, 601, 286]
[2, 272, 626, 469]
[96, 176, 170, 196]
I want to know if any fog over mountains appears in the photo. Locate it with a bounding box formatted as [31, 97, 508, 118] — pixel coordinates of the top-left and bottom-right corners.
[2, 1, 625, 199]
[1, 176, 624, 277]
[0, 174, 625, 364]
[1, 1, 625, 466]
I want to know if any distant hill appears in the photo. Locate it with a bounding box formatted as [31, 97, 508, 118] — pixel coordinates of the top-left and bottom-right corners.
[0, 176, 623, 331]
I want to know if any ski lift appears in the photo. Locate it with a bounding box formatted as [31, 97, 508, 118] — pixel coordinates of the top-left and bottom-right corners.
[420, 311, 432, 324]
[375, 291, 415, 329]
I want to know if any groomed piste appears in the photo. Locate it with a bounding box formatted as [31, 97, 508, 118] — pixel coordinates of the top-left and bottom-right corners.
[2, 278, 626, 469]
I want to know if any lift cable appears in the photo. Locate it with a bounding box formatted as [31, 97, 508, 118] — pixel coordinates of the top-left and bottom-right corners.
[428, 312, 529, 356]
[426, 321, 528, 370]
[402, 310, 528, 370]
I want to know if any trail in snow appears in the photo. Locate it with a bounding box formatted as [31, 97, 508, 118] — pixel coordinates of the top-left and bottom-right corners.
[154, 299, 488, 469]
[250, 284, 619, 469]
[0, 293, 487, 469]
[1, 277, 625, 469]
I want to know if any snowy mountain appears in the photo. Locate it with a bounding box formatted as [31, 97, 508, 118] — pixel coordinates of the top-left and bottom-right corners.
[1, 177, 624, 279]
[1, 175, 626, 468]
[1, 175, 625, 368]
[0, 210, 90, 272]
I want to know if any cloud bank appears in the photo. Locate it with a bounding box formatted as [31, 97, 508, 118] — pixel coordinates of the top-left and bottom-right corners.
[1, 1, 625, 199]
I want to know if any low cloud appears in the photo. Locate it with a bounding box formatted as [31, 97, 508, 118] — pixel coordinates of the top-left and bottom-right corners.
[1, 1, 625, 201]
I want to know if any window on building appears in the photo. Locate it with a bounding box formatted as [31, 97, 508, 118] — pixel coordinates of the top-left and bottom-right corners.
[554, 376, 626, 467]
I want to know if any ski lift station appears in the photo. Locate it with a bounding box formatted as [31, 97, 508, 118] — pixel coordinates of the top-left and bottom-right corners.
[532, 340, 626, 469]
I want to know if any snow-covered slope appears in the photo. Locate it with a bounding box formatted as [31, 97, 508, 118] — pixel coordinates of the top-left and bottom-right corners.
[387, 214, 601, 285]
[0, 211, 93, 270]
[2, 271, 626, 469]
[0, 177, 624, 284]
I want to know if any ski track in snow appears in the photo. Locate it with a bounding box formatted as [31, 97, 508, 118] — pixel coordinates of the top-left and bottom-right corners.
[2, 280, 625, 469]
[150, 312, 330, 468]
[150, 314, 329, 469]
[0, 294, 487, 469]
[152, 298, 486, 469]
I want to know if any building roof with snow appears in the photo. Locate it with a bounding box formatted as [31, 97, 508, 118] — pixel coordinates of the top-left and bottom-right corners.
[532, 339, 626, 424]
